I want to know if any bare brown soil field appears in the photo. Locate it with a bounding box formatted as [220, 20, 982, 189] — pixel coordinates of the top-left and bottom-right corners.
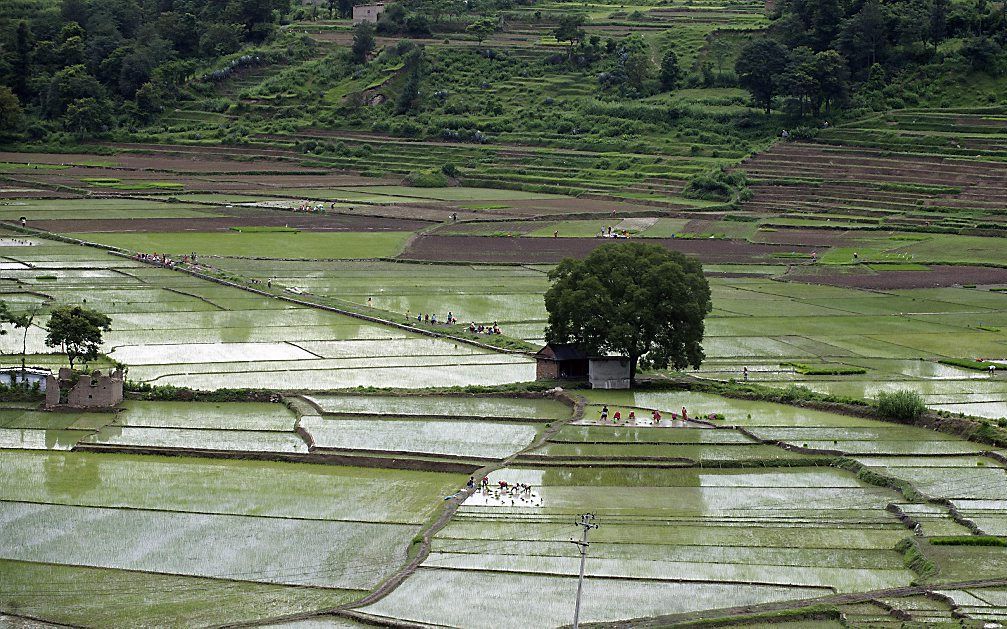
[429, 221, 542, 235]
[0, 149, 315, 174]
[99, 142, 311, 164]
[492, 198, 673, 215]
[307, 30, 543, 48]
[400, 235, 818, 264]
[751, 228, 864, 247]
[33, 209, 431, 233]
[11, 169, 399, 196]
[740, 141, 1007, 223]
[744, 142, 1007, 183]
[785, 265, 1007, 289]
[322, 201, 471, 222]
[0, 188, 77, 199]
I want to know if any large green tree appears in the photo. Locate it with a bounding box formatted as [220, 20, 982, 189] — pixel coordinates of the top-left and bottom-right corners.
[0, 87, 22, 133]
[466, 16, 499, 44]
[44, 305, 112, 370]
[13, 21, 32, 101]
[544, 242, 712, 385]
[63, 97, 113, 137]
[351, 22, 376, 64]
[554, 13, 586, 60]
[837, 0, 889, 70]
[735, 39, 789, 113]
[0, 301, 47, 380]
[659, 50, 681, 91]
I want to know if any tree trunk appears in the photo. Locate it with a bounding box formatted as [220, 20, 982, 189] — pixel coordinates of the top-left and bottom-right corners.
[20, 329, 27, 382]
[629, 354, 638, 388]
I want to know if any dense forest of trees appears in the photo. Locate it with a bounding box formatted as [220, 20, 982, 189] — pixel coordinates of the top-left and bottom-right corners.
[737, 0, 1007, 116]
[1, 0, 1006, 141]
[0, 0, 289, 136]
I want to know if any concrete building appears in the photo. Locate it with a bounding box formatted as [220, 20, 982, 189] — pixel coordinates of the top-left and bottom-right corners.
[535, 343, 589, 381]
[0, 367, 51, 391]
[45, 367, 124, 409]
[352, 3, 385, 24]
[589, 357, 631, 389]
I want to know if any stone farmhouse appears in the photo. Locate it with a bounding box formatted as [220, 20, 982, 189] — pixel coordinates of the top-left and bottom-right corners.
[353, 3, 385, 24]
[45, 368, 124, 409]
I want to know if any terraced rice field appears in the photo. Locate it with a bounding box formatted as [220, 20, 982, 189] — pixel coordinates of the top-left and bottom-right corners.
[7, 78, 1007, 629]
[362, 464, 915, 627]
[0, 447, 465, 625]
[0, 232, 535, 389]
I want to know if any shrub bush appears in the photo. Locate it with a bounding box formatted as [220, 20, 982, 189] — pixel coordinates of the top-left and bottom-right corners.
[876, 390, 927, 421]
[682, 167, 749, 202]
[406, 169, 449, 187]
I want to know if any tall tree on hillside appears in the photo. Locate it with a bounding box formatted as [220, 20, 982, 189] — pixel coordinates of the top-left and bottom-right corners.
[930, 0, 950, 48]
[659, 50, 681, 90]
[45, 305, 112, 371]
[0, 88, 22, 134]
[780, 47, 817, 116]
[339, 0, 353, 18]
[351, 22, 376, 63]
[395, 48, 423, 114]
[814, 50, 850, 113]
[837, 0, 889, 70]
[735, 39, 789, 113]
[554, 14, 586, 60]
[44, 65, 105, 118]
[14, 22, 32, 101]
[544, 243, 712, 386]
[708, 38, 730, 80]
[466, 16, 500, 44]
[63, 97, 113, 137]
[810, 0, 842, 50]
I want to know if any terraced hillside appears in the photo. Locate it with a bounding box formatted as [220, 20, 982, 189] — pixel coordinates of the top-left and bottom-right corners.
[5, 384, 1007, 626]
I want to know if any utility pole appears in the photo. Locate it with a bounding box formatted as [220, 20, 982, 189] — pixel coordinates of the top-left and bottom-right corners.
[571, 513, 599, 629]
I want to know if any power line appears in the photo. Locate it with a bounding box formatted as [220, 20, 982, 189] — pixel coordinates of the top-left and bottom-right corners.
[571, 513, 598, 629]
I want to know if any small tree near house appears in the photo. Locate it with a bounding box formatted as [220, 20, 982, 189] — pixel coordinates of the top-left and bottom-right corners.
[44, 305, 112, 371]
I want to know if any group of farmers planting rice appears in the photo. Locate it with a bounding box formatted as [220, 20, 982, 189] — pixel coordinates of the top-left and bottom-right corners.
[401, 306, 504, 335]
[596, 404, 714, 426]
[465, 476, 542, 507]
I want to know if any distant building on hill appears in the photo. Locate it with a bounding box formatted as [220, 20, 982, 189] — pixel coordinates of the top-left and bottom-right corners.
[45, 368, 124, 409]
[353, 3, 386, 23]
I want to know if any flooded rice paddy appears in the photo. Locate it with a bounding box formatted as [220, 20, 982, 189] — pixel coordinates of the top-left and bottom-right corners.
[0, 235, 535, 388]
[4, 223, 1007, 625]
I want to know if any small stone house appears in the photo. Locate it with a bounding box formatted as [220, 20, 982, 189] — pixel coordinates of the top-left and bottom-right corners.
[352, 3, 385, 23]
[535, 343, 589, 381]
[588, 357, 632, 390]
[45, 367, 124, 409]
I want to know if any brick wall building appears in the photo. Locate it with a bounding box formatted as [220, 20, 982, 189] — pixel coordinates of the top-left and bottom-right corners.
[45, 368, 124, 409]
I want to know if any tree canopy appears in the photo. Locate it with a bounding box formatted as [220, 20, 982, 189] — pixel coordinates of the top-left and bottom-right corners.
[0, 0, 289, 134]
[44, 305, 112, 370]
[351, 22, 376, 64]
[735, 39, 790, 114]
[544, 242, 712, 384]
